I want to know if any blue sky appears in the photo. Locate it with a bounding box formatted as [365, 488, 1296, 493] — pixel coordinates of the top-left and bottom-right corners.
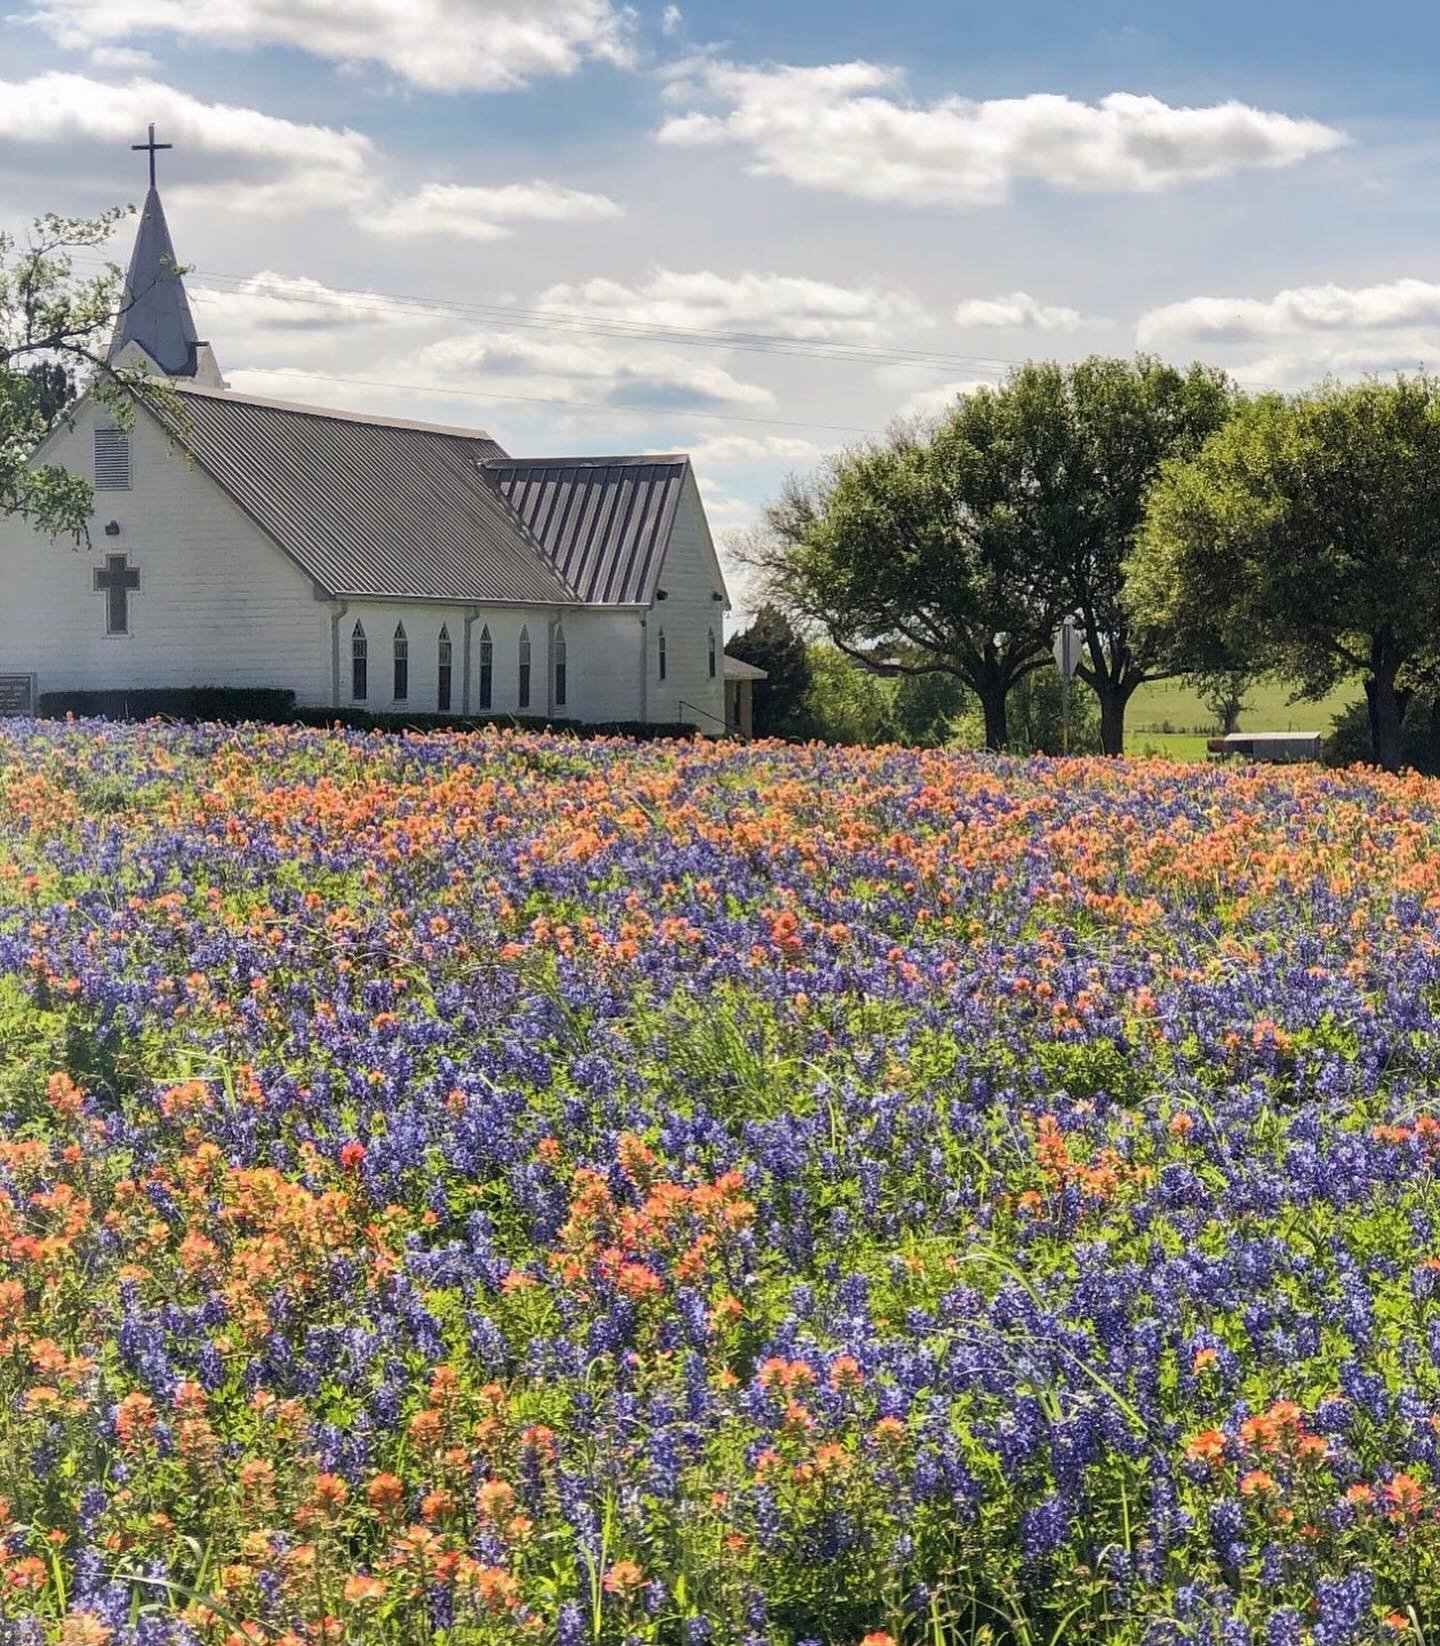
[0, 0, 1435, 613]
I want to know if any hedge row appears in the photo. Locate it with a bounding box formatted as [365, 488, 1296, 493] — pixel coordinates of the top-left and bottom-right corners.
[34, 687, 702, 743]
[37, 687, 298, 722]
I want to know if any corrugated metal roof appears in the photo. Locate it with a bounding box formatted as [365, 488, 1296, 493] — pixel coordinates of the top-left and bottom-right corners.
[145, 384, 580, 605]
[483, 456, 689, 606]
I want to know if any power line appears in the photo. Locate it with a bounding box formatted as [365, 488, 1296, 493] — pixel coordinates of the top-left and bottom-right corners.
[75, 251, 1023, 376]
[187, 267, 1023, 373]
[73, 252, 1306, 397]
[88, 251, 1305, 430]
[237, 366, 889, 436]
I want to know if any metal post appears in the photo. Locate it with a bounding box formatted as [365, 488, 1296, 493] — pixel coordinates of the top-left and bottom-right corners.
[1054, 614, 1077, 757]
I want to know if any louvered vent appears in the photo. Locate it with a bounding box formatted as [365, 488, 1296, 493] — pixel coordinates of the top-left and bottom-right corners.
[94, 427, 131, 491]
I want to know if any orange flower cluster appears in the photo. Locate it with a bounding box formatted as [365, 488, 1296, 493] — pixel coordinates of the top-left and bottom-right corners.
[1027, 1113, 1149, 1207]
[547, 1139, 755, 1305]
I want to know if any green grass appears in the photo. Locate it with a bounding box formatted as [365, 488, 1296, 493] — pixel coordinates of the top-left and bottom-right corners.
[1126, 677, 1357, 737]
[1126, 732, 1217, 761]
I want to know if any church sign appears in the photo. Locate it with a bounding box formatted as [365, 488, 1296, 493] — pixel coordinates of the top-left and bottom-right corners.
[0, 674, 35, 716]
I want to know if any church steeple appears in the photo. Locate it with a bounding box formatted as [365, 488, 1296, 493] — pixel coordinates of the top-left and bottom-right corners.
[107, 127, 224, 387]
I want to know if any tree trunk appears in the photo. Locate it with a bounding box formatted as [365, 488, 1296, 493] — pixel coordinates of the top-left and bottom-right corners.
[1098, 687, 1127, 757]
[980, 684, 1008, 751]
[1366, 675, 1406, 772]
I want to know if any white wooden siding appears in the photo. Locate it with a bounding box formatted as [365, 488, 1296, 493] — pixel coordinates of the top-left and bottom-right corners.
[339, 602, 647, 722]
[648, 472, 728, 729]
[0, 399, 727, 729]
[0, 402, 331, 703]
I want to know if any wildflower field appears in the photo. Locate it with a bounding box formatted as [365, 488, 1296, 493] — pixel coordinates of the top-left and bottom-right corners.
[2, 721, 1440, 1646]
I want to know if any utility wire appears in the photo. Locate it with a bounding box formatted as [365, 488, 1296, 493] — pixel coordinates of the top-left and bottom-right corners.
[84, 252, 1304, 429]
[234, 367, 889, 435]
[75, 251, 1023, 375]
[74, 253, 1311, 397]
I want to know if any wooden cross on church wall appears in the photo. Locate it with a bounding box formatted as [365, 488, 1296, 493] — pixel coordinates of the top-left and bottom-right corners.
[95, 554, 140, 635]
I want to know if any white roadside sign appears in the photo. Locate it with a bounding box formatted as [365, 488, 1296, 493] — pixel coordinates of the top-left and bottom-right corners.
[1053, 616, 1081, 681]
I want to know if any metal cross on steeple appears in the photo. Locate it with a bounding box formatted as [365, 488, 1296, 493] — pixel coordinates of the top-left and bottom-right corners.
[131, 123, 172, 190]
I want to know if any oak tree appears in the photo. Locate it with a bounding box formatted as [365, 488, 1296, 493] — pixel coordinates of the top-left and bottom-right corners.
[1130, 376, 1440, 772]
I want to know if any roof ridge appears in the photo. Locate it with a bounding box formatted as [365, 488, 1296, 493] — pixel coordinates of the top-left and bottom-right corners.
[168, 380, 503, 445]
[484, 453, 690, 469]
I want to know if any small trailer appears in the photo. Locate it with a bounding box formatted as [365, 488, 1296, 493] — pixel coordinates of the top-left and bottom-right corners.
[1206, 731, 1322, 763]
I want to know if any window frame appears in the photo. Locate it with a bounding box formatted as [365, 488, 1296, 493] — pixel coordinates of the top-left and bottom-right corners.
[554, 624, 567, 708]
[478, 625, 493, 711]
[518, 626, 532, 710]
[393, 622, 409, 702]
[351, 621, 368, 701]
[437, 624, 452, 713]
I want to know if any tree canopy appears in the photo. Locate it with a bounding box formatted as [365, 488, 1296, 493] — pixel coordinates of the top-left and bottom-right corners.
[725, 603, 811, 737]
[747, 355, 1236, 753]
[1008, 356, 1236, 752]
[745, 394, 1065, 750]
[1, 207, 142, 543]
[1129, 375, 1440, 771]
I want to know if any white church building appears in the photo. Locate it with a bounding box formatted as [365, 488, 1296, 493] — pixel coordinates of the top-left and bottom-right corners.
[0, 167, 748, 732]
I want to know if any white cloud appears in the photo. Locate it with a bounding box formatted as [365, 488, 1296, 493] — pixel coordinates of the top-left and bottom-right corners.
[897, 378, 995, 419]
[364, 180, 622, 242]
[415, 328, 776, 410]
[86, 44, 156, 70]
[0, 73, 623, 246]
[221, 368, 448, 419]
[683, 435, 829, 550]
[190, 272, 431, 352]
[0, 72, 373, 213]
[1137, 277, 1440, 386]
[658, 61, 1347, 208]
[1138, 278, 1440, 347]
[535, 268, 930, 340]
[953, 290, 1084, 330]
[701, 488, 759, 532]
[661, 5, 682, 35]
[21, 0, 635, 93]
[682, 433, 826, 464]
[1241, 343, 1440, 386]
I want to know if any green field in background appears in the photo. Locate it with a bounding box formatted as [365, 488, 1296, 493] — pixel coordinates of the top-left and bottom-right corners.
[1126, 732, 1217, 761]
[1126, 677, 1358, 737]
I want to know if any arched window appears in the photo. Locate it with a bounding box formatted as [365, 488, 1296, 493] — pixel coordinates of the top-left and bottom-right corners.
[437, 624, 452, 712]
[658, 628, 667, 682]
[478, 625, 493, 711]
[351, 621, 368, 701]
[708, 627, 717, 679]
[393, 622, 409, 701]
[554, 624, 567, 708]
[518, 626, 532, 709]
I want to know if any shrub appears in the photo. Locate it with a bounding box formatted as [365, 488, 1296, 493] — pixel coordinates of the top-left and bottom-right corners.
[35, 691, 702, 742]
[1323, 695, 1440, 772]
[37, 686, 296, 722]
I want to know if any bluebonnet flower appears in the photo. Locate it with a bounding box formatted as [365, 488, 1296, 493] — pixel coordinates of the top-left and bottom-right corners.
[1020, 1496, 1071, 1563]
[1315, 1572, 1374, 1646]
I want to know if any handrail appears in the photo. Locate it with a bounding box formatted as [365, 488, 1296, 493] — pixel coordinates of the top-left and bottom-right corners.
[678, 698, 740, 738]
